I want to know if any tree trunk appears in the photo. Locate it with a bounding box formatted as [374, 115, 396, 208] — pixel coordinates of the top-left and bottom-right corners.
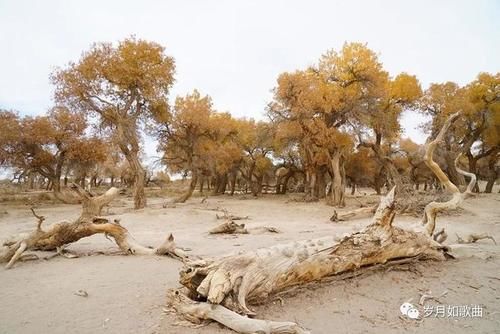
[328, 150, 345, 207]
[29, 174, 35, 189]
[213, 174, 228, 195]
[174, 171, 198, 203]
[484, 153, 498, 193]
[443, 151, 465, 187]
[307, 169, 317, 200]
[374, 167, 384, 195]
[115, 121, 147, 209]
[52, 176, 61, 193]
[127, 154, 146, 209]
[230, 173, 237, 195]
[466, 154, 480, 193]
[315, 170, 326, 199]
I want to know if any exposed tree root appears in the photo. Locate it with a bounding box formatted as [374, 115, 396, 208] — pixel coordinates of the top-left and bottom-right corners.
[1, 185, 189, 269]
[456, 233, 497, 245]
[169, 188, 448, 333]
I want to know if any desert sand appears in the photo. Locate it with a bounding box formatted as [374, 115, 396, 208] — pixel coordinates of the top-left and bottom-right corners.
[0, 189, 499, 334]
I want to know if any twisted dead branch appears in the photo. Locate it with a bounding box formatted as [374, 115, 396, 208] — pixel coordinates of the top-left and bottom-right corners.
[1, 184, 188, 269]
[456, 233, 496, 245]
[421, 113, 477, 237]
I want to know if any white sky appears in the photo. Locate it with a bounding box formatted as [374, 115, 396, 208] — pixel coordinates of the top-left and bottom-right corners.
[0, 0, 498, 159]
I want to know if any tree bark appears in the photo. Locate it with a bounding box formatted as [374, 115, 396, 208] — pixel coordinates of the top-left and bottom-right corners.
[116, 121, 147, 209]
[328, 150, 345, 207]
[484, 152, 499, 193]
[128, 153, 147, 209]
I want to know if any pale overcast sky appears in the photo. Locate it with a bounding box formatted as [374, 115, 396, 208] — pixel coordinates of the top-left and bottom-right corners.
[0, 0, 498, 157]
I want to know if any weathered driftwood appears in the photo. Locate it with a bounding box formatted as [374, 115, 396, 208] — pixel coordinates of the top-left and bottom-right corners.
[216, 213, 249, 221]
[166, 289, 311, 334]
[168, 188, 447, 333]
[1, 185, 187, 269]
[209, 222, 281, 235]
[421, 113, 476, 236]
[209, 221, 248, 234]
[433, 228, 448, 244]
[330, 204, 377, 222]
[456, 233, 496, 245]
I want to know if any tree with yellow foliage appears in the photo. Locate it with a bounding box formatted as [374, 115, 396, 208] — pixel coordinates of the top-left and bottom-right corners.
[421, 73, 499, 192]
[355, 70, 423, 193]
[233, 119, 274, 196]
[0, 107, 107, 200]
[270, 43, 397, 206]
[157, 90, 212, 202]
[51, 37, 175, 209]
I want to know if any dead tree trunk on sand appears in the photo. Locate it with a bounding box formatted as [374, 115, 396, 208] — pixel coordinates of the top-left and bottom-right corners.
[167, 187, 448, 333]
[174, 171, 198, 203]
[166, 113, 473, 334]
[1, 183, 187, 269]
[330, 204, 377, 222]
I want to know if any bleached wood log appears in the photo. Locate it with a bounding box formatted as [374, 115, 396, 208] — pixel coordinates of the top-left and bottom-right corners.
[166, 289, 310, 334]
[209, 221, 248, 234]
[175, 187, 447, 329]
[330, 205, 377, 222]
[456, 233, 496, 245]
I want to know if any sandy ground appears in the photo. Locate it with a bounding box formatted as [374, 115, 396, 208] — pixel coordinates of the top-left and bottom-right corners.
[0, 190, 499, 334]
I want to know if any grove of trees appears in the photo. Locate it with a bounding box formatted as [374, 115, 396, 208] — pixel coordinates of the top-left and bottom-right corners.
[1, 39, 498, 209]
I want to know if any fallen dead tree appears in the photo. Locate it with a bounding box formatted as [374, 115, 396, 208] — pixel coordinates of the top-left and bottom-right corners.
[456, 233, 496, 245]
[209, 221, 281, 235]
[216, 209, 249, 221]
[330, 204, 377, 222]
[1, 183, 188, 269]
[166, 187, 448, 333]
[209, 221, 248, 234]
[165, 113, 474, 334]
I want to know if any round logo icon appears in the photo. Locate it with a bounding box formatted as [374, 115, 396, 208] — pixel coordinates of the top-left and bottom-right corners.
[400, 302, 420, 319]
